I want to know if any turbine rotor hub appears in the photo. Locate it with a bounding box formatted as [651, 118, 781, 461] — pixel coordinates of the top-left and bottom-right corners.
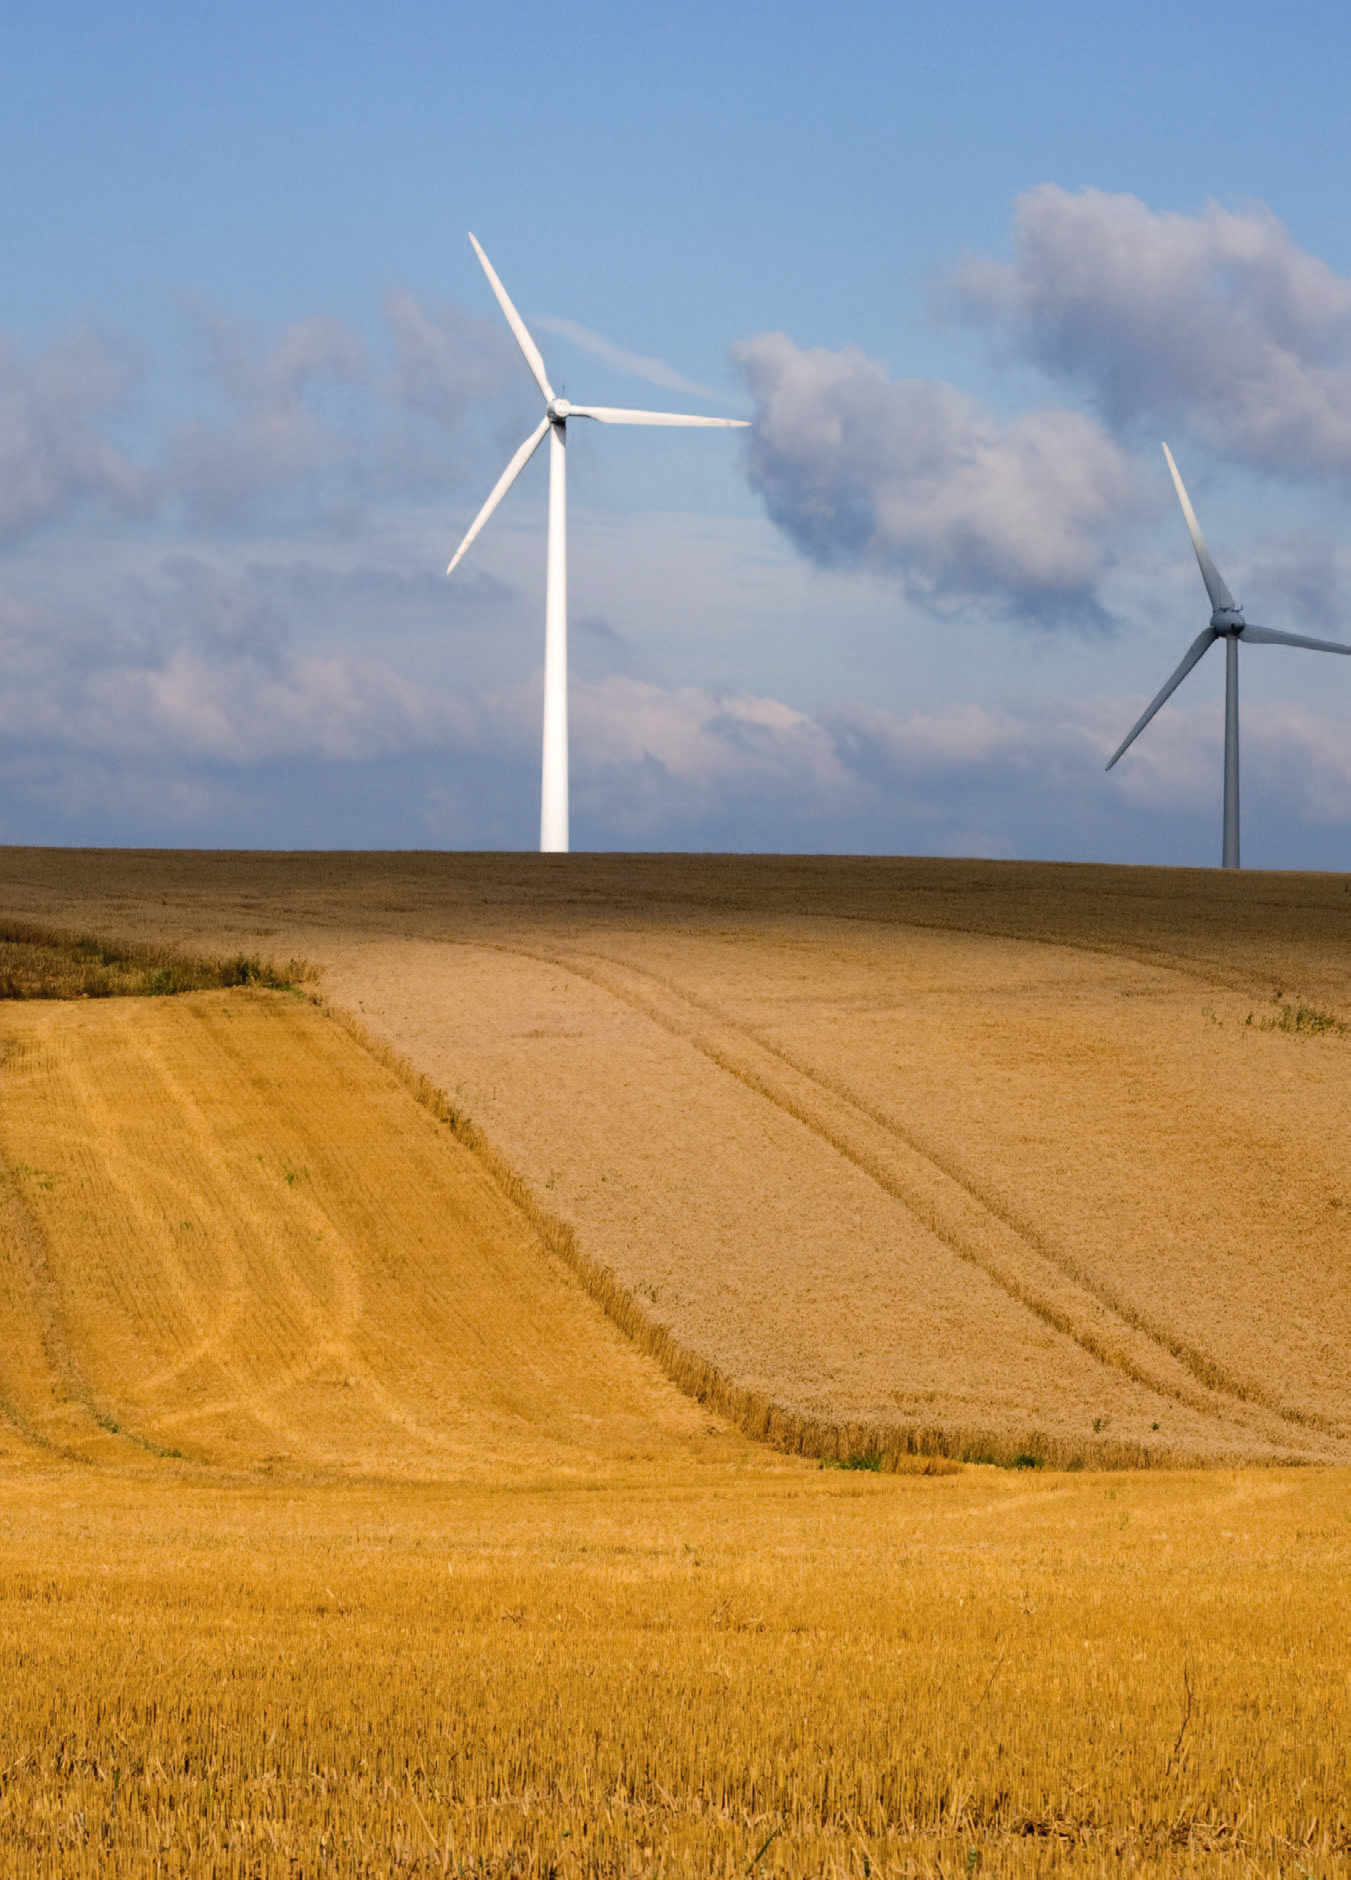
[1212, 607, 1245, 635]
[548, 398, 572, 421]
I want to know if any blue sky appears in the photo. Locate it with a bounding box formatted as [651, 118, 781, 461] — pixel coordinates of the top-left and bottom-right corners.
[6, 0, 1351, 863]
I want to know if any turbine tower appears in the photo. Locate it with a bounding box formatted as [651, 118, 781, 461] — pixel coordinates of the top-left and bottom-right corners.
[1107, 443, 1351, 867]
[447, 234, 748, 853]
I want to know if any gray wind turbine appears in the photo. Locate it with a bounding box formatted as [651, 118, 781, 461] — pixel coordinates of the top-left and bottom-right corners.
[1106, 443, 1351, 868]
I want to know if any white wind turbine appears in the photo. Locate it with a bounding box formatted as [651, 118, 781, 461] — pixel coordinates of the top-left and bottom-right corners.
[1107, 443, 1351, 867]
[447, 234, 748, 852]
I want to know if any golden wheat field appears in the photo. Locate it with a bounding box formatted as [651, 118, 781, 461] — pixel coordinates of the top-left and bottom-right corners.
[0, 851, 1349, 1874]
[3, 1460, 1350, 1876]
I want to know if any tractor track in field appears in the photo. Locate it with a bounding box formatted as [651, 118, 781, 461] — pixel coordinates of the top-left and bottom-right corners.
[0, 1184, 81, 1461]
[0, 1141, 152, 1463]
[495, 940, 1344, 1457]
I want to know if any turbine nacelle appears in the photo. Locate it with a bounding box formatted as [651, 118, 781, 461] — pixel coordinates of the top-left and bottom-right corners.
[1213, 607, 1245, 635]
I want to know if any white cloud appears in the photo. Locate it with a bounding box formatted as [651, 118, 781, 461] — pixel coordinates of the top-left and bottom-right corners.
[577, 674, 852, 797]
[165, 296, 537, 530]
[946, 186, 1351, 478]
[95, 643, 442, 764]
[2, 269, 1347, 865]
[1255, 699, 1351, 822]
[169, 306, 370, 525]
[385, 291, 521, 426]
[571, 675, 1351, 853]
[732, 330, 1138, 627]
[0, 328, 155, 542]
[0, 563, 452, 767]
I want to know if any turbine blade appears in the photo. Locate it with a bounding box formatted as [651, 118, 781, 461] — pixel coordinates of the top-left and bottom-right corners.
[1162, 443, 1237, 613]
[1241, 624, 1351, 655]
[567, 404, 749, 427]
[468, 233, 555, 403]
[1105, 627, 1219, 771]
[446, 417, 551, 575]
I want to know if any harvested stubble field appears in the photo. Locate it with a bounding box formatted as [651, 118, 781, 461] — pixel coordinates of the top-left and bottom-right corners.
[0, 851, 1349, 1873]
[3, 1460, 1349, 1875]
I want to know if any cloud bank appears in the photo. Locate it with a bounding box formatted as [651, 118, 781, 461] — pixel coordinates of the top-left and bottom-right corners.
[0, 296, 534, 549]
[3, 544, 1349, 866]
[0, 562, 449, 771]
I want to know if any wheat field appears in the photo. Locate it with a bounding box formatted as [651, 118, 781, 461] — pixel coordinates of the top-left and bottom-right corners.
[3, 849, 1348, 1465]
[3, 1452, 1350, 1873]
[0, 989, 732, 1479]
[1, 852, 1349, 1873]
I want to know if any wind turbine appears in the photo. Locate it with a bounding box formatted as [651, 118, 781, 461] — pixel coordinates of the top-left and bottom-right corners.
[446, 234, 748, 853]
[1106, 443, 1351, 867]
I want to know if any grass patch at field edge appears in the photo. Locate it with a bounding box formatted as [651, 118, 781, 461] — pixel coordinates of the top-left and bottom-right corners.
[0, 917, 314, 1000]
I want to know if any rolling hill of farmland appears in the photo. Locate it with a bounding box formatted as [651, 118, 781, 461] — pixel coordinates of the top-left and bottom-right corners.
[2, 850, 1349, 1466]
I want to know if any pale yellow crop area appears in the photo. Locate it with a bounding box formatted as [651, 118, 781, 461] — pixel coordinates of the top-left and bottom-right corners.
[0, 852, 1348, 1873]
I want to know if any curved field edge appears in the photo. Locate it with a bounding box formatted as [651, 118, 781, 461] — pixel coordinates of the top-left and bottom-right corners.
[315, 994, 1215, 1474]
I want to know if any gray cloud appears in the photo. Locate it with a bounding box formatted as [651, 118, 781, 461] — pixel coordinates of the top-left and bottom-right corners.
[1087, 683, 1351, 839]
[382, 291, 535, 494]
[1241, 532, 1351, 637]
[384, 292, 520, 426]
[165, 296, 538, 528]
[170, 306, 370, 525]
[254, 555, 517, 625]
[733, 331, 1137, 627]
[945, 186, 1351, 477]
[0, 328, 155, 543]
